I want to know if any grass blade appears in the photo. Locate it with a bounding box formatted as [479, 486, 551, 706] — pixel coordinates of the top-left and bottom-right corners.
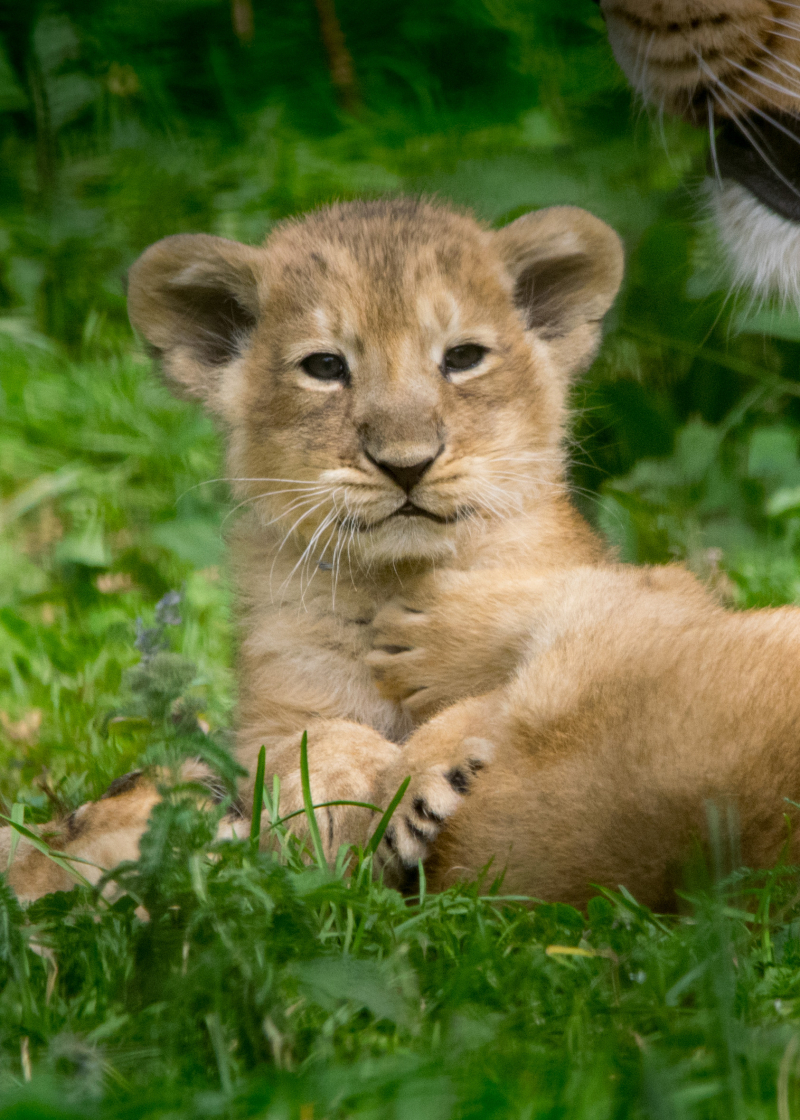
[273, 798, 382, 828]
[0, 813, 99, 889]
[365, 775, 410, 857]
[250, 744, 266, 852]
[205, 1012, 232, 1095]
[270, 774, 281, 825]
[299, 730, 327, 868]
[7, 803, 24, 870]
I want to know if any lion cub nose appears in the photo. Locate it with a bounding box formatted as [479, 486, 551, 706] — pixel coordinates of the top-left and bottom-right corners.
[367, 453, 438, 493]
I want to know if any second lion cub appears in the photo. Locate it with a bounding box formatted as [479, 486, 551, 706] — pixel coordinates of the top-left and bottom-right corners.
[6, 197, 800, 909]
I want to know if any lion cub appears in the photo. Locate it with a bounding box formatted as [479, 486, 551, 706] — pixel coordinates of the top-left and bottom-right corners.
[8, 198, 800, 910]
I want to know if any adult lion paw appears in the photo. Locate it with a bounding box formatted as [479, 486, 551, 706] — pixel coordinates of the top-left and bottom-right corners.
[373, 732, 495, 883]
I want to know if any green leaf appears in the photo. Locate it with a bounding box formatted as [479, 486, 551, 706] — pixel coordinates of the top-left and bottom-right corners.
[250, 745, 266, 852]
[735, 305, 800, 341]
[150, 517, 224, 566]
[0, 39, 26, 111]
[299, 730, 327, 869]
[6, 803, 24, 871]
[0, 814, 98, 890]
[767, 487, 800, 517]
[55, 517, 112, 568]
[365, 775, 411, 857]
[289, 956, 413, 1029]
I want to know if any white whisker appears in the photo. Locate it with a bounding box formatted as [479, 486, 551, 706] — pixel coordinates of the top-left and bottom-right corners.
[769, 28, 800, 46]
[770, 15, 800, 34]
[634, 29, 657, 101]
[329, 522, 348, 610]
[180, 475, 330, 496]
[717, 90, 800, 199]
[724, 54, 800, 101]
[263, 493, 332, 526]
[743, 32, 800, 82]
[221, 485, 331, 531]
[268, 499, 332, 601]
[279, 509, 337, 607]
[708, 98, 721, 184]
[300, 517, 340, 608]
[692, 53, 800, 201]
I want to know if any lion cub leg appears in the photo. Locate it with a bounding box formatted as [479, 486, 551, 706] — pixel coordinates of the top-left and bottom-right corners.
[1, 761, 232, 904]
[236, 721, 404, 862]
[1, 771, 161, 903]
[236, 715, 497, 875]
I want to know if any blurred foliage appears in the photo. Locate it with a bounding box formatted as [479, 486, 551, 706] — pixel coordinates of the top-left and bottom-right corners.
[0, 339, 232, 816]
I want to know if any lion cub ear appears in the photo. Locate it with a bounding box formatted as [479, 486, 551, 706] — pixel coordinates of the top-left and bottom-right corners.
[493, 207, 623, 373]
[127, 234, 264, 405]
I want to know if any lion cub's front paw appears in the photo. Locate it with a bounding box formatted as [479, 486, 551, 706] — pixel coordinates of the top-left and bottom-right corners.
[373, 734, 494, 882]
[270, 729, 402, 861]
[366, 601, 432, 708]
[367, 571, 477, 719]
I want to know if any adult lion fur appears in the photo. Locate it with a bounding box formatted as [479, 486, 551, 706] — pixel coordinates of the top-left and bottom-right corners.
[599, 0, 800, 303]
[8, 197, 800, 910]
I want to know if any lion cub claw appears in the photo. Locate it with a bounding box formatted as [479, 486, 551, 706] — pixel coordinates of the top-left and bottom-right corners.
[374, 735, 495, 881]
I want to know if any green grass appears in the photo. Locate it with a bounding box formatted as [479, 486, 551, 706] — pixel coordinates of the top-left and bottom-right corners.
[6, 813, 800, 1120]
[6, 15, 800, 1103]
[3, 335, 800, 1118]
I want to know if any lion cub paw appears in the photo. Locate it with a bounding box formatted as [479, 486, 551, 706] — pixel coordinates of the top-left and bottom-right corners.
[367, 571, 477, 718]
[367, 570, 525, 721]
[374, 735, 494, 880]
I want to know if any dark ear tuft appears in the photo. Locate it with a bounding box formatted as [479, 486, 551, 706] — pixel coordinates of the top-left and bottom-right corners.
[100, 770, 143, 800]
[161, 281, 257, 367]
[515, 253, 595, 336]
[494, 207, 624, 373]
[127, 234, 263, 404]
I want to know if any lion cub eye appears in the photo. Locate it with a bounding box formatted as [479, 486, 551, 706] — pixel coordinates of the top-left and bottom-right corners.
[443, 344, 488, 377]
[300, 352, 349, 383]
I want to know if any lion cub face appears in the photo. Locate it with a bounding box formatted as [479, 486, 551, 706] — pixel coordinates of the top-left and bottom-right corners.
[128, 200, 622, 564]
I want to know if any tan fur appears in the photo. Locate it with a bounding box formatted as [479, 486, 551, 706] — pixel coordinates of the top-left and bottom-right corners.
[126, 198, 616, 864]
[377, 563, 800, 907]
[599, 1, 799, 121]
[2, 774, 161, 902]
[13, 197, 800, 912]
